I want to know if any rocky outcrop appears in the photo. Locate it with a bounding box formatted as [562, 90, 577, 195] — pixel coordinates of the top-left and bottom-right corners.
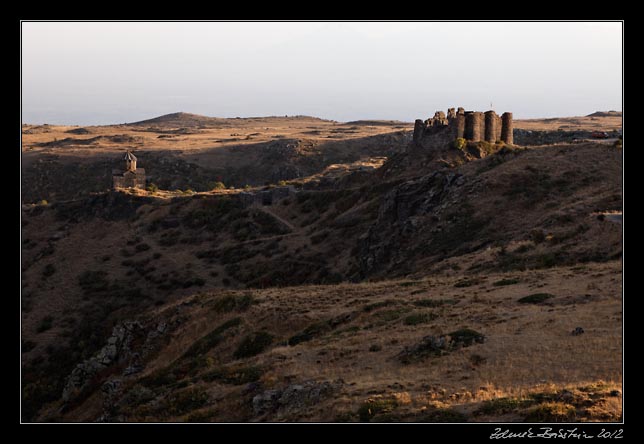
[397, 329, 486, 364]
[252, 380, 343, 418]
[62, 320, 170, 403]
[358, 171, 467, 276]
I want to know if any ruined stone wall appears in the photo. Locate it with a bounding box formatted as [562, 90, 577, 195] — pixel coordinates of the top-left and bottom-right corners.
[414, 107, 512, 145]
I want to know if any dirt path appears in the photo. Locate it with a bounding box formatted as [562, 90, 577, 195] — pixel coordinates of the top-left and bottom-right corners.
[256, 205, 298, 232]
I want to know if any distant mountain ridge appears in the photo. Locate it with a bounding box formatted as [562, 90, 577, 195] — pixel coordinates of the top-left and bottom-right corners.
[587, 111, 622, 117]
[128, 112, 334, 127]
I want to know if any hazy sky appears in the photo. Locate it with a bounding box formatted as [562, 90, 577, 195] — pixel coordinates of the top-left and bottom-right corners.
[21, 22, 622, 125]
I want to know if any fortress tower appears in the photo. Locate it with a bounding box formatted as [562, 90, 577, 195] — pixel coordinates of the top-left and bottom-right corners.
[501, 112, 513, 144]
[484, 111, 498, 143]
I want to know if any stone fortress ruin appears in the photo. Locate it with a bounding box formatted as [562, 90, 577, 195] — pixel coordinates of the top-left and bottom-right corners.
[413, 107, 513, 145]
[113, 151, 146, 190]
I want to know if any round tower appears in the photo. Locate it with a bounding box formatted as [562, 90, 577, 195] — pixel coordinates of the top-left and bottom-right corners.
[501, 112, 513, 144]
[453, 113, 465, 139]
[464, 111, 483, 141]
[484, 111, 498, 142]
[413, 119, 426, 143]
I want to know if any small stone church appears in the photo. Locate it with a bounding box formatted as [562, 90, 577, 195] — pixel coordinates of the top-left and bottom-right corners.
[112, 151, 146, 189]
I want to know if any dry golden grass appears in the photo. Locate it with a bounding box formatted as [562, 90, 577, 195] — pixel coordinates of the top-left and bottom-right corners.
[87, 260, 620, 423]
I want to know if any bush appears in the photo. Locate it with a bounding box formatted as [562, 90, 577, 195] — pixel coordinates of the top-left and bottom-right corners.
[524, 402, 576, 422]
[182, 317, 242, 359]
[403, 312, 438, 325]
[475, 397, 535, 415]
[202, 365, 264, 385]
[452, 138, 467, 150]
[417, 408, 468, 422]
[78, 270, 110, 294]
[211, 182, 226, 190]
[448, 328, 486, 346]
[413, 299, 456, 307]
[362, 300, 397, 312]
[518, 293, 554, 304]
[38, 199, 48, 206]
[211, 293, 254, 313]
[492, 278, 519, 286]
[135, 243, 150, 252]
[165, 388, 209, 416]
[530, 229, 545, 244]
[233, 332, 274, 359]
[311, 230, 329, 245]
[146, 183, 159, 193]
[454, 278, 481, 288]
[358, 398, 398, 422]
[42, 264, 56, 279]
[37, 315, 54, 333]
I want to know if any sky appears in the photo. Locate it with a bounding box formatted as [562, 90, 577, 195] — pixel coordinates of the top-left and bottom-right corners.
[21, 22, 622, 125]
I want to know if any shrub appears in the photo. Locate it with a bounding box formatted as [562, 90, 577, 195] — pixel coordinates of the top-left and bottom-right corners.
[78, 270, 110, 294]
[358, 398, 398, 422]
[233, 332, 274, 359]
[146, 183, 159, 193]
[376, 308, 411, 322]
[202, 365, 263, 385]
[135, 243, 150, 252]
[289, 321, 333, 346]
[452, 138, 467, 150]
[454, 278, 481, 288]
[448, 328, 485, 346]
[530, 229, 546, 244]
[182, 317, 242, 359]
[518, 293, 554, 304]
[277, 180, 288, 186]
[42, 263, 56, 278]
[165, 388, 209, 416]
[310, 230, 329, 245]
[362, 300, 397, 312]
[211, 182, 226, 190]
[524, 402, 576, 422]
[493, 278, 519, 286]
[403, 312, 438, 325]
[37, 315, 54, 333]
[413, 299, 456, 307]
[398, 281, 421, 287]
[515, 244, 534, 253]
[212, 293, 254, 313]
[418, 408, 468, 422]
[38, 199, 48, 206]
[475, 397, 535, 415]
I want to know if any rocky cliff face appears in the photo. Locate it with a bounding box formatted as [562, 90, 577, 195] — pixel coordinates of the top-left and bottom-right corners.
[359, 171, 469, 276]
